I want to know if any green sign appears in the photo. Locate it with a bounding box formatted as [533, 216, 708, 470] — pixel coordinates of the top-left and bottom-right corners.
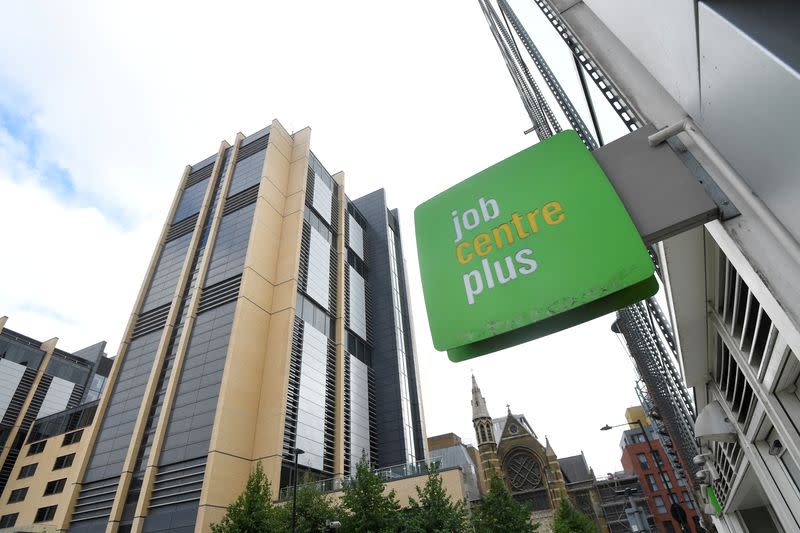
[414, 131, 657, 361]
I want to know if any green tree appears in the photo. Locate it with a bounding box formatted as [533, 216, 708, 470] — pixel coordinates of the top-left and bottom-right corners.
[210, 462, 283, 533]
[405, 465, 469, 532]
[340, 454, 401, 532]
[552, 498, 596, 533]
[471, 476, 538, 533]
[278, 476, 343, 533]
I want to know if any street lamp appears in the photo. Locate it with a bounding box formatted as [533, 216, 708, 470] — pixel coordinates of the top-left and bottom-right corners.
[601, 420, 691, 533]
[291, 448, 305, 533]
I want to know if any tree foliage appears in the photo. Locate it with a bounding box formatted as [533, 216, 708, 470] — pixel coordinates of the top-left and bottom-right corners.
[339, 454, 401, 533]
[552, 498, 596, 533]
[281, 475, 342, 533]
[471, 475, 538, 533]
[210, 462, 283, 533]
[405, 465, 469, 532]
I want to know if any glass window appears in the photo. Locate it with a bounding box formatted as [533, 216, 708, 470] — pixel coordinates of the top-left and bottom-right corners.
[661, 471, 673, 489]
[637, 453, 648, 469]
[652, 450, 664, 467]
[646, 474, 659, 491]
[677, 475, 687, 486]
[34, 505, 57, 523]
[28, 441, 46, 456]
[7, 487, 27, 503]
[0, 514, 18, 528]
[683, 491, 695, 510]
[654, 495, 667, 514]
[62, 429, 83, 446]
[18, 464, 37, 479]
[668, 492, 679, 505]
[53, 454, 75, 470]
[43, 478, 66, 496]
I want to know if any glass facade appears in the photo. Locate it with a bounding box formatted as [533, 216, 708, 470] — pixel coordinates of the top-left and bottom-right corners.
[387, 225, 416, 464]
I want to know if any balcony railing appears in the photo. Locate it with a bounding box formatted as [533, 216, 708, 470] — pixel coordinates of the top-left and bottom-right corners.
[277, 457, 442, 501]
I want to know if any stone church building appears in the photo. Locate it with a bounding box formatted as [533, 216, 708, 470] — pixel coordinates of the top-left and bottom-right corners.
[471, 376, 608, 532]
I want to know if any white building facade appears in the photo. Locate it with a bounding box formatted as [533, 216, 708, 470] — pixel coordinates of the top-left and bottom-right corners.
[552, 0, 800, 530]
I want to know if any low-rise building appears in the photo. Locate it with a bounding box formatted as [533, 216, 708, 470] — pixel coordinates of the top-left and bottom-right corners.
[0, 317, 111, 531]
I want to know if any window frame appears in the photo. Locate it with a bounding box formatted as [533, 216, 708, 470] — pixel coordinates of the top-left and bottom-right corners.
[0, 513, 18, 528]
[7, 487, 28, 504]
[18, 463, 38, 479]
[43, 478, 67, 496]
[34, 505, 57, 523]
[27, 440, 46, 456]
[53, 453, 75, 470]
[62, 429, 83, 446]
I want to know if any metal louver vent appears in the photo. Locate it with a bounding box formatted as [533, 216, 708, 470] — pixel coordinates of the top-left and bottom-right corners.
[71, 478, 119, 523]
[222, 184, 259, 216]
[197, 275, 242, 314]
[305, 167, 315, 207]
[330, 182, 340, 236]
[236, 135, 269, 161]
[368, 367, 378, 467]
[0, 375, 52, 494]
[185, 163, 214, 188]
[298, 222, 311, 293]
[323, 337, 336, 475]
[132, 303, 170, 339]
[166, 213, 198, 243]
[283, 317, 304, 459]
[149, 457, 206, 509]
[343, 354, 351, 475]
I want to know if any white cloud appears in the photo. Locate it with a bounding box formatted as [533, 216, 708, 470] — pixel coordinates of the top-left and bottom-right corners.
[0, 0, 643, 476]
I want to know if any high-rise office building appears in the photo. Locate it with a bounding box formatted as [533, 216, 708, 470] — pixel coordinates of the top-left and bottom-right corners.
[0, 317, 111, 530]
[64, 120, 426, 532]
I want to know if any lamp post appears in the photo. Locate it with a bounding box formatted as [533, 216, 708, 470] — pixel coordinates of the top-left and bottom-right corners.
[601, 420, 691, 533]
[291, 448, 305, 533]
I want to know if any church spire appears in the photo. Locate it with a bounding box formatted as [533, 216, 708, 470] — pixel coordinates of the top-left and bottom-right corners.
[472, 374, 491, 421]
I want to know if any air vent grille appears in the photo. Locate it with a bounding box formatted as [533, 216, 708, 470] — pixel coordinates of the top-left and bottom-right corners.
[197, 275, 242, 314]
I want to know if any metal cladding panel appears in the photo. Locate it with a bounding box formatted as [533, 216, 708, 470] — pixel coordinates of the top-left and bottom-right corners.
[312, 173, 333, 225]
[36, 376, 75, 419]
[203, 203, 256, 288]
[141, 233, 192, 312]
[434, 444, 481, 501]
[83, 329, 162, 483]
[158, 302, 236, 467]
[172, 179, 210, 224]
[349, 354, 371, 469]
[348, 266, 367, 341]
[296, 326, 328, 472]
[582, 0, 700, 116]
[307, 226, 332, 309]
[591, 126, 718, 244]
[697, 3, 800, 243]
[227, 146, 266, 197]
[348, 214, 364, 259]
[0, 359, 26, 416]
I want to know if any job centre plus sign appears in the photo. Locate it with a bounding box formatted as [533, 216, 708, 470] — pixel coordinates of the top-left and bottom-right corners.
[415, 131, 656, 362]
[451, 196, 566, 305]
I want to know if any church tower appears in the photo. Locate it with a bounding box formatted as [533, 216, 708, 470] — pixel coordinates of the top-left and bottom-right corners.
[472, 375, 501, 483]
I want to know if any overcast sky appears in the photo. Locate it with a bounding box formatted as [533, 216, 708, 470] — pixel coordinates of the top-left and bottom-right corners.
[0, 1, 649, 476]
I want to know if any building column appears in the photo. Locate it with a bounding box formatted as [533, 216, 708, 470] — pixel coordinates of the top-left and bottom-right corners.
[333, 171, 346, 479]
[195, 121, 310, 532]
